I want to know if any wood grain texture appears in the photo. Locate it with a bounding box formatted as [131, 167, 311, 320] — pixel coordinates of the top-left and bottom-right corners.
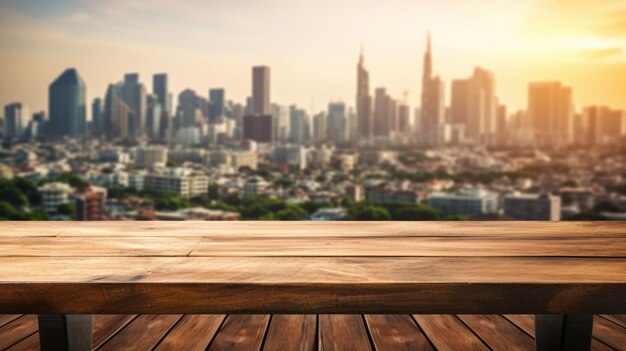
[364, 314, 434, 351]
[413, 315, 489, 351]
[3, 221, 623, 238]
[0, 314, 21, 328]
[206, 314, 269, 351]
[457, 314, 535, 350]
[263, 315, 316, 351]
[319, 315, 372, 351]
[1, 258, 624, 314]
[191, 236, 626, 257]
[92, 315, 136, 349]
[0, 315, 38, 350]
[154, 314, 224, 351]
[593, 315, 626, 350]
[97, 314, 181, 351]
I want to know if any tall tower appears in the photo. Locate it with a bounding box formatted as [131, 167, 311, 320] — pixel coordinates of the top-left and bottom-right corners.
[122, 73, 147, 139]
[49, 68, 86, 139]
[252, 66, 271, 115]
[419, 32, 445, 146]
[356, 48, 372, 139]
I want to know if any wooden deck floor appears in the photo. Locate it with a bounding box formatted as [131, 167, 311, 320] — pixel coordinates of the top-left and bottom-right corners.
[1, 314, 625, 351]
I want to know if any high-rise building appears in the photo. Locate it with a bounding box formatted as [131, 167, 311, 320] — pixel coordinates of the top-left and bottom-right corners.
[527, 81, 573, 146]
[122, 73, 147, 138]
[177, 89, 205, 128]
[92, 98, 103, 138]
[373, 88, 390, 137]
[49, 68, 86, 139]
[209, 88, 225, 122]
[271, 103, 290, 141]
[252, 66, 270, 115]
[450, 67, 497, 144]
[146, 94, 162, 140]
[583, 106, 626, 145]
[312, 111, 327, 142]
[104, 84, 133, 140]
[420, 33, 445, 146]
[356, 49, 372, 139]
[243, 114, 273, 143]
[3, 103, 30, 140]
[398, 104, 410, 133]
[290, 105, 309, 143]
[152, 73, 170, 113]
[327, 102, 347, 142]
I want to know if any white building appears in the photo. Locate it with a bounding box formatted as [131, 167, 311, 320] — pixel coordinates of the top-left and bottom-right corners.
[135, 147, 168, 168]
[241, 176, 269, 197]
[428, 188, 498, 216]
[39, 182, 73, 212]
[143, 168, 209, 198]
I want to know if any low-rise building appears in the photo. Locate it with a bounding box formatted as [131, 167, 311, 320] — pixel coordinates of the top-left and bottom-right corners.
[39, 182, 73, 212]
[428, 188, 498, 216]
[503, 192, 561, 221]
[143, 168, 209, 198]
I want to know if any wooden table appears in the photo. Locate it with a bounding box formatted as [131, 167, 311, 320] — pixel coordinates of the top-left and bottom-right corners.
[0, 221, 624, 351]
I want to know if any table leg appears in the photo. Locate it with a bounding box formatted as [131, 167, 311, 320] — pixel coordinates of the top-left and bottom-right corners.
[38, 314, 93, 351]
[535, 314, 593, 351]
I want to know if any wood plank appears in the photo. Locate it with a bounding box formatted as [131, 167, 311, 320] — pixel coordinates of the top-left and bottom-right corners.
[190, 236, 626, 257]
[206, 314, 269, 351]
[0, 314, 22, 328]
[263, 315, 316, 351]
[503, 314, 617, 351]
[319, 315, 372, 351]
[593, 315, 626, 350]
[364, 314, 433, 351]
[1, 257, 624, 314]
[15, 221, 620, 238]
[4, 333, 39, 351]
[0, 237, 202, 257]
[155, 315, 225, 351]
[93, 315, 136, 349]
[97, 314, 181, 351]
[0, 315, 38, 350]
[413, 315, 489, 351]
[601, 314, 626, 329]
[458, 315, 535, 350]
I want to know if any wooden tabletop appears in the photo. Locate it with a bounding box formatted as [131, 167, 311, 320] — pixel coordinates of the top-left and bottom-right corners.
[0, 221, 625, 315]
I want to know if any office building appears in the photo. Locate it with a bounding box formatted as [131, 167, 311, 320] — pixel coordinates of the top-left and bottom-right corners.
[450, 67, 497, 144]
[104, 84, 133, 140]
[420, 33, 445, 146]
[252, 66, 270, 115]
[48, 68, 87, 139]
[504, 192, 561, 221]
[3, 103, 29, 140]
[243, 114, 273, 143]
[122, 73, 147, 138]
[583, 106, 626, 145]
[39, 182, 73, 213]
[146, 94, 162, 140]
[135, 146, 168, 168]
[527, 81, 573, 146]
[428, 188, 498, 216]
[92, 98, 104, 138]
[209, 88, 225, 122]
[272, 103, 290, 141]
[356, 50, 372, 139]
[152, 73, 171, 114]
[290, 106, 309, 143]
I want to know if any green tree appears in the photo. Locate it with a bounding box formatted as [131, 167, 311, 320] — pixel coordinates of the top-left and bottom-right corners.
[348, 205, 391, 220]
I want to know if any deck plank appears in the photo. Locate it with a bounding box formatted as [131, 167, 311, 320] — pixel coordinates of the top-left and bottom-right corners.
[0, 315, 38, 350]
[97, 314, 181, 351]
[364, 314, 434, 351]
[263, 315, 316, 351]
[413, 315, 489, 351]
[457, 314, 535, 350]
[0, 315, 21, 328]
[319, 315, 372, 351]
[206, 315, 269, 351]
[155, 314, 225, 351]
[601, 314, 626, 329]
[92, 315, 136, 349]
[593, 315, 626, 350]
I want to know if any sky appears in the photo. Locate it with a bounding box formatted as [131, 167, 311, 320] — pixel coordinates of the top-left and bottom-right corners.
[0, 0, 625, 117]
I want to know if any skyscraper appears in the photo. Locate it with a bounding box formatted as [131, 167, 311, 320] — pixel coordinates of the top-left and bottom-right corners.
[122, 73, 147, 138]
[92, 98, 103, 138]
[103, 83, 133, 140]
[252, 66, 270, 115]
[49, 68, 86, 139]
[152, 73, 171, 115]
[3, 103, 29, 140]
[527, 82, 573, 146]
[327, 102, 347, 142]
[209, 88, 225, 122]
[356, 49, 372, 139]
[450, 67, 497, 144]
[373, 88, 390, 137]
[243, 114, 273, 143]
[290, 105, 309, 143]
[420, 33, 445, 146]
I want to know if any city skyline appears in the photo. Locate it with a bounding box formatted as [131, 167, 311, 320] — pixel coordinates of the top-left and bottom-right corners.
[1, 0, 626, 114]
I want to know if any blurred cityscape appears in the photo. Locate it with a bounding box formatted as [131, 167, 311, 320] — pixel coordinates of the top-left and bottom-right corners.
[1, 34, 625, 222]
